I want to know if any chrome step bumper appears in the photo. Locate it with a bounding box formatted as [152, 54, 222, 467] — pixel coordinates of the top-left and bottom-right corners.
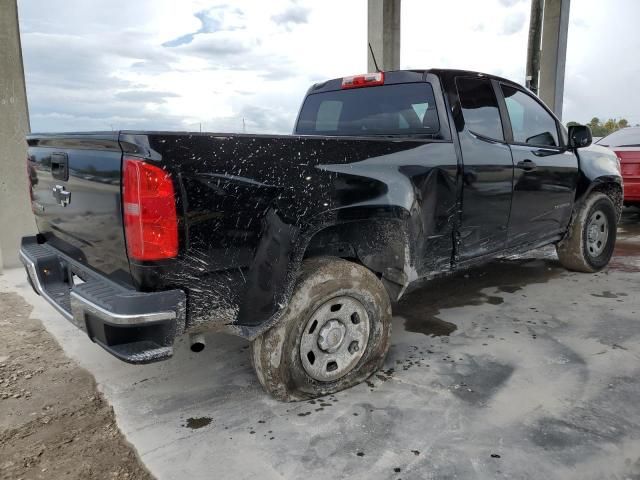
[19, 236, 186, 364]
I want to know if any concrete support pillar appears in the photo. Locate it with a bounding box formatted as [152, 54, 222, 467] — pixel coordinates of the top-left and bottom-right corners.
[525, 0, 543, 95]
[0, 0, 35, 271]
[367, 0, 401, 72]
[538, 0, 571, 119]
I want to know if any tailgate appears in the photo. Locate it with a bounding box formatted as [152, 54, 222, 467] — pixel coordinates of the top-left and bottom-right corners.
[27, 133, 131, 283]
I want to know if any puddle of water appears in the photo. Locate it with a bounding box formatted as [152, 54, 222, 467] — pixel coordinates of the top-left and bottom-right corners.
[498, 285, 522, 293]
[591, 291, 619, 299]
[608, 246, 640, 272]
[395, 256, 565, 337]
[486, 296, 505, 305]
[185, 417, 212, 429]
[394, 210, 640, 336]
[609, 211, 640, 272]
[618, 209, 640, 235]
[402, 315, 457, 336]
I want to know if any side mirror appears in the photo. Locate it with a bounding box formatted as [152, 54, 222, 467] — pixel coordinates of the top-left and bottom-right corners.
[568, 125, 592, 149]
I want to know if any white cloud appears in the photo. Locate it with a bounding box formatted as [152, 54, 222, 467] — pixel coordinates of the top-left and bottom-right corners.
[18, 0, 640, 133]
[271, 4, 311, 30]
[498, 0, 527, 6]
[401, 0, 530, 82]
[563, 0, 640, 125]
[502, 11, 527, 35]
[19, 0, 365, 133]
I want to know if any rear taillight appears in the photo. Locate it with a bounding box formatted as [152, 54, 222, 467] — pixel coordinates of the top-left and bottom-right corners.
[341, 72, 384, 89]
[123, 156, 178, 261]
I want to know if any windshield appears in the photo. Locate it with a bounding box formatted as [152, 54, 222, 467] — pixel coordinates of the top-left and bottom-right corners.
[596, 127, 640, 147]
[295, 82, 440, 137]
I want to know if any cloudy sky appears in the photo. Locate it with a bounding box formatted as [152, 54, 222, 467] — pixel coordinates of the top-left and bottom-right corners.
[18, 0, 640, 134]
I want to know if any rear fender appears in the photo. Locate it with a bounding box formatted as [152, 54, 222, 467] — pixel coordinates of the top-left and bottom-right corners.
[304, 218, 414, 301]
[234, 146, 457, 332]
[235, 210, 414, 334]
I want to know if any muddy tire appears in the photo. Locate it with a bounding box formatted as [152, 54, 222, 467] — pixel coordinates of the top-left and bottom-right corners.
[556, 192, 617, 272]
[250, 257, 392, 401]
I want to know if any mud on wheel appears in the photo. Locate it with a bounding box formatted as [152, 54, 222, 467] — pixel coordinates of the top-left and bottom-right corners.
[250, 257, 392, 401]
[556, 192, 618, 273]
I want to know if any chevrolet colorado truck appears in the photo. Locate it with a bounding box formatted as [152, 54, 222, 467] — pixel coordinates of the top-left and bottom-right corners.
[20, 69, 622, 401]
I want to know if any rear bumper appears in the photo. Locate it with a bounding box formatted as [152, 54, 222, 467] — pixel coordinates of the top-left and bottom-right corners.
[19, 236, 186, 364]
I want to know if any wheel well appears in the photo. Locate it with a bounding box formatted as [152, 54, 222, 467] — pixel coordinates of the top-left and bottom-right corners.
[303, 220, 410, 300]
[589, 182, 623, 220]
[304, 223, 359, 262]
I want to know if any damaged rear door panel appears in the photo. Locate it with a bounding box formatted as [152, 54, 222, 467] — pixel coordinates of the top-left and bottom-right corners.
[448, 75, 514, 260]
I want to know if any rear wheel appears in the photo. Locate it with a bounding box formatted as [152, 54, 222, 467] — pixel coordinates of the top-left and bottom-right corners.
[251, 257, 392, 401]
[556, 192, 617, 272]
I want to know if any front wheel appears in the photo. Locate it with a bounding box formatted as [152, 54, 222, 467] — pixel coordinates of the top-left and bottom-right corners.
[251, 257, 392, 401]
[556, 192, 617, 272]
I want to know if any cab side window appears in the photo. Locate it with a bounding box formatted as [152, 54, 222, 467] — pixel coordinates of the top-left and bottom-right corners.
[455, 77, 504, 141]
[501, 85, 559, 147]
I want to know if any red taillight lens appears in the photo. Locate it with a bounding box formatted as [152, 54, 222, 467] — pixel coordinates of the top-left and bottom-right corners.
[123, 157, 178, 261]
[341, 72, 384, 89]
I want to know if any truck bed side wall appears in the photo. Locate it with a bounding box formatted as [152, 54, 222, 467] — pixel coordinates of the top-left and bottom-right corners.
[119, 133, 458, 337]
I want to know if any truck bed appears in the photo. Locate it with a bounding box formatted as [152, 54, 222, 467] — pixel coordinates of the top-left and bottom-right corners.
[26, 130, 458, 338]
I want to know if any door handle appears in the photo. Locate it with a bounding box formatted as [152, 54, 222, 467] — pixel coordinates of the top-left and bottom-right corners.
[52, 184, 71, 207]
[517, 159, 537, 171]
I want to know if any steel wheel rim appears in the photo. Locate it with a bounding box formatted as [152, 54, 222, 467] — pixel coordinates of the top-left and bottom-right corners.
[300, 295, 370, 382]
[586, 209, 609, 257]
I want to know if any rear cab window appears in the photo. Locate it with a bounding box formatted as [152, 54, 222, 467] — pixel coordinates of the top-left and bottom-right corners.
[295, 82, 440, 137]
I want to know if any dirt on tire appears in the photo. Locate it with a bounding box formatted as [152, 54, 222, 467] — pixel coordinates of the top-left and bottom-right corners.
[556, 192, 618, 273]
[0, 291, 153, 480]
[251, 257, 392, 401]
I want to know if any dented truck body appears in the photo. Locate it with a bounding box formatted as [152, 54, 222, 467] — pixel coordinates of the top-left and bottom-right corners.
[20, 69, 622, 366]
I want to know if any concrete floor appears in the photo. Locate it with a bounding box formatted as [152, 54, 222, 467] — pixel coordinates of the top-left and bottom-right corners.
[2, 210, 640, 480]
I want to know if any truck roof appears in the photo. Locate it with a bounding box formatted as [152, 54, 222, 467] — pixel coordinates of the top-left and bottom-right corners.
[307, 68, 523, 94]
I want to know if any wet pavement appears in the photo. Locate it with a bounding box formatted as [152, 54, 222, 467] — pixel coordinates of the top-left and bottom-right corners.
[2, 209, 640, 480]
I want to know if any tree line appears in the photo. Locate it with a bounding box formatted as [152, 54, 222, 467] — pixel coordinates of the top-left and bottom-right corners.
[567, 118, 635, 137]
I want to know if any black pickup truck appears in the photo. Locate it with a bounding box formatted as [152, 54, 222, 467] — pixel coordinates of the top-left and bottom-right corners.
[21, 69, 622, 400]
